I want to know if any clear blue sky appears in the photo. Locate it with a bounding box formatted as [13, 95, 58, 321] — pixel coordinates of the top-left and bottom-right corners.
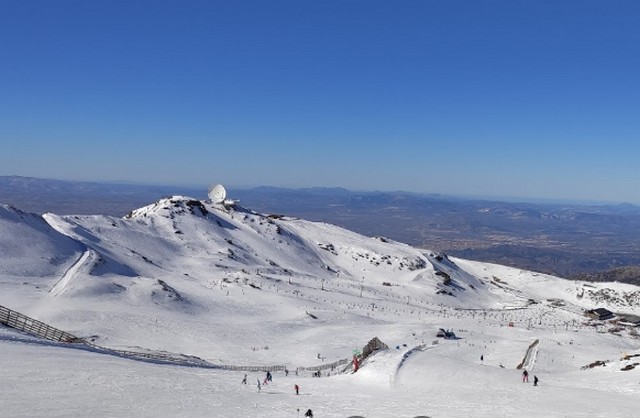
[1, 1, 639, 203]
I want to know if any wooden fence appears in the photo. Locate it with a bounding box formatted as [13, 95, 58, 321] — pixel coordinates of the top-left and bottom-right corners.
[299, 357, 352, 372]
[0, 305, 82, 343]
[0, 304, 354, 374]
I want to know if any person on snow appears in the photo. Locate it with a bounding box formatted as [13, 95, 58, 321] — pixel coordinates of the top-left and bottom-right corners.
[304, 409, 313, 417]
[267, 371, 272, 382]
[257, 378, 261, 392]
[294, 384, 299, 395]
[285, 368, 289, 376]
[480, 354, 484, 364]
[534, 375, 539, 386]
[522, 369, 529, 383]
[241, 374, 247, 384]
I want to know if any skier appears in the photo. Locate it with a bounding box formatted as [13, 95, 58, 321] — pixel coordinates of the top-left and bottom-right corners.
[534, 375, 539, 386]
[285, 368, 289, 376]
[267, 371, 272, 382]
[294, 384, 299, 395]
[480, 354, 484, 363]
[257, 378, 261, 392]
[522, 369, 529, 383]
[304, 409, 313, 417]
[241, 374, 247, 384]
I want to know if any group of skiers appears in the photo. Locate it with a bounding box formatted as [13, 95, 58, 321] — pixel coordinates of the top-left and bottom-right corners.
[241, 370, 312, 415]
[247, 358, 540, 417]
[522, 369, 539, 386]
[242, 360, 540, 418]
[241, 370, 308, 395]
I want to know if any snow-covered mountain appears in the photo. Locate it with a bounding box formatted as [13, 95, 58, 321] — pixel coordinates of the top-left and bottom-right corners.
[2, 195, 640, 417]
[0, 205, 84, 278]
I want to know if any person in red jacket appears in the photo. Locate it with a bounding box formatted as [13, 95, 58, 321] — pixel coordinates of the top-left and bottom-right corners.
[294, 384, 299, 395]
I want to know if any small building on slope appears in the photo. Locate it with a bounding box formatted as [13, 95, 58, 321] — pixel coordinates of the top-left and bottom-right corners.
[585, 308, 615, 321]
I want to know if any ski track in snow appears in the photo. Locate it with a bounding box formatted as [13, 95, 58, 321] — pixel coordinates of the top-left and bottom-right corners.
[48, 249, 94, 296]
[521, 339, 540, 371]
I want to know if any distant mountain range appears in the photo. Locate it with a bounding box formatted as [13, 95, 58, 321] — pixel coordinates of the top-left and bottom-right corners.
[2, 175, 640, 280]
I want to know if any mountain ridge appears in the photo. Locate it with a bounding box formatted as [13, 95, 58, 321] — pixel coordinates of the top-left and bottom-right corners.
[3, 175, 640, 279]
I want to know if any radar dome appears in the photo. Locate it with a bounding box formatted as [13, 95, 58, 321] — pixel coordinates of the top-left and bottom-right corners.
[208, 184, 227, 204]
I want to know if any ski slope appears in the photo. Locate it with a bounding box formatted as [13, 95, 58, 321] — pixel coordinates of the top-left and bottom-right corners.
[1, 196, 640, 417]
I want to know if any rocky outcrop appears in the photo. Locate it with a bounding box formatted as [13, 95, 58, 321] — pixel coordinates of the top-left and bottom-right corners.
[361, 337, 389, 360]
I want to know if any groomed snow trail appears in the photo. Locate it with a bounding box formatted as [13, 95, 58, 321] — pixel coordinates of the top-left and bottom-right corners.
[520, 339, 540, 371]
[49, 249, 94, 296]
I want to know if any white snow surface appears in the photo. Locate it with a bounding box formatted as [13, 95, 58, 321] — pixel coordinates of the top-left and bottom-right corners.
[1, 196, 640, 417]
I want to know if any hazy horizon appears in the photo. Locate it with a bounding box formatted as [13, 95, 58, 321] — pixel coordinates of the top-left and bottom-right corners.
[2, 174, 637, 207]
[1, 1, 639, 204]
